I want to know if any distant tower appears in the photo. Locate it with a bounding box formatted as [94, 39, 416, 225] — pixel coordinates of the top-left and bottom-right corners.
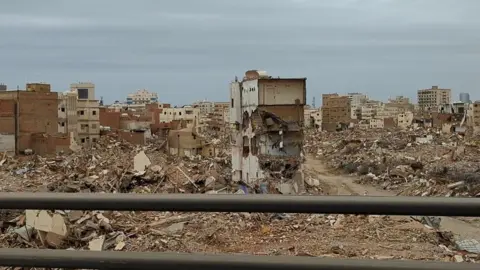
[99, 96, 104, 106]
[459, 93, 471, 103]
[312, 97, 316, 108]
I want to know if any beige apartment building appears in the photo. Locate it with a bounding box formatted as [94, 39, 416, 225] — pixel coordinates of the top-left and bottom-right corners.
[417, 86, 451, 112]
[58, 91, 78, 138]
[160, 106, 200, 128]
[214, 102, 230, 123]
[70, 83, 100, 145]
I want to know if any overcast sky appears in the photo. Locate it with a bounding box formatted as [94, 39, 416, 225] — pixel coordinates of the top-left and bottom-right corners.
[1, 0, 479, 105]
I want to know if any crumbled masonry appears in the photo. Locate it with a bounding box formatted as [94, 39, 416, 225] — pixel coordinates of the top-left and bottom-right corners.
[0, 127, 479, 265]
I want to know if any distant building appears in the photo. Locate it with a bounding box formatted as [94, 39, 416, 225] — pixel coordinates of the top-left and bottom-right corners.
[347, 93, 367, 119]
[0, 84, 7, 91]
[26, 83, 51, 93]
[417, 86, 451, 112]
[438, 102, 468, 115]
[321, 94, 351, 131]
[58, 91, 79, 140]
[304, 109, 322, 130]
[70, 82, 100, 145]
[192, 100, 215, 115]
[0, 84, 70, 155]
[214, 102, 230, 123]
[359, 100, 382, 120]
[369, 118, 384, 129]
[398, 111, 414, 129]
[127, 89, 158, 105]
[385, 96, 414, 113]
[159, 107, 200, 129]
[459, 93, 471, 103]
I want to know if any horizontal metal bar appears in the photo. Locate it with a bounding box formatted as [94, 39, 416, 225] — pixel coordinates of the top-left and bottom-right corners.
[0, 248, 475, 270]
[0, 192, 478, 216]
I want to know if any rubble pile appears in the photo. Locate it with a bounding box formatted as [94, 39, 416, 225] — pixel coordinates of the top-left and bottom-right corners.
[2, 208, 478, 262]
[0, 129, 478, 263]
[0, 135, 233, 194]
[305, 129, 480, 197]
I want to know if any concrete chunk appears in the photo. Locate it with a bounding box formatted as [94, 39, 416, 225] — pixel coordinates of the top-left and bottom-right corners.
[89, 235, 105, 251]
[34, 210, 53, 232]
[134, 151, 151, 171]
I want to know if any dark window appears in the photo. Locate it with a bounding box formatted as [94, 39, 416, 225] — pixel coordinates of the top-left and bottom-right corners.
[231, 98, 234, 107]
[92, 138, 97, 143]
[77, 89, 89, 99]
[92, 110, 97, 116]
[80, 111, 85, 115]
[61, 107, 65, 112]
[81, 138, 86, 143]
[61, 122, 65, 127]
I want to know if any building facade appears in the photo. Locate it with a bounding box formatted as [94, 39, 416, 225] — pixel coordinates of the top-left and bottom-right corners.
[0, 85, 69, 154]
[304, 109, 322, 130]
[71, 83, 100, 144]
[214, 102, 230, 123]
[459, 93, 471, 104]
[126, 89, 158, 105]
[58, 92, 78, 139]
[417, 86, 451, 112]
[321, 94, 351, 131]
[230, 70, 306, 184]
[192, 100, 215, 115]
[467, 102, 480, 127]
[398, 111, 414, 129]
[346, 93, 367, 119]
[369, 118, 384, 129]
[159, 107, 200, 128]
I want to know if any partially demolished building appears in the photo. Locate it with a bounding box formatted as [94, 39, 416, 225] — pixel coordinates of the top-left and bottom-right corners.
[230, 70, 306, 184]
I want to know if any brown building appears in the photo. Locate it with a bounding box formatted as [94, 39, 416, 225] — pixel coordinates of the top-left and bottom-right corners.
[417, 86, 451, 112]
[321, 94, 351, 131]
[0, 87, 66, 155]
[26, 83, 51, 93]
[99, 108, 122, 130]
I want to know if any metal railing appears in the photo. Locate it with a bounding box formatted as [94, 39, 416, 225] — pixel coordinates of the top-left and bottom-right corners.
[0, 192, 479, 269]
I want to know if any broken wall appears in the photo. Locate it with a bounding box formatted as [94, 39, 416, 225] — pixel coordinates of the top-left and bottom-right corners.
[241, 80, 259, 115]
[258, 79, 306, 105]
[0, 134, 15, 152]
[257, 105, 304, 126]
[258, 132, 302, 156]
[241, 154, 264, 183]
[118, 130, 146, 145]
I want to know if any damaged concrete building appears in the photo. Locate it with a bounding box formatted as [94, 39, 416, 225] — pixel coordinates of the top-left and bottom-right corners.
[230, 70, 306, 184]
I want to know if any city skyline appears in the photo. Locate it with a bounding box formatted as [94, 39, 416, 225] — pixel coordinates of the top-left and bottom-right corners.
[1, 0, 480, 104]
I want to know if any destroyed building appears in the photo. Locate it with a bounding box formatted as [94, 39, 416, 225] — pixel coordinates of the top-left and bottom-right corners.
[230, 70, 306, 183]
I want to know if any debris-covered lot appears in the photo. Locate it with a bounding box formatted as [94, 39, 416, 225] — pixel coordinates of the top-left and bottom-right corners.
[0, 131, 479, 266]
[305, 128, 480, 197]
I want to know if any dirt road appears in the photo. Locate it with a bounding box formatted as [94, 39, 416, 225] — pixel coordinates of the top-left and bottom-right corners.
[305, 157, 480, 241]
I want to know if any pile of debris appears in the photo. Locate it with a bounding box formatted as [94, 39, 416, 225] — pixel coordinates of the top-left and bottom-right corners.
[1, 209, 478, 263]
[0, 135, 233, 194]
[305, 128, 480, 197]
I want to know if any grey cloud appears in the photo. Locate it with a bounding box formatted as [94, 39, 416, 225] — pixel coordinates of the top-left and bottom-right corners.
[1, 0, 480, 104]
